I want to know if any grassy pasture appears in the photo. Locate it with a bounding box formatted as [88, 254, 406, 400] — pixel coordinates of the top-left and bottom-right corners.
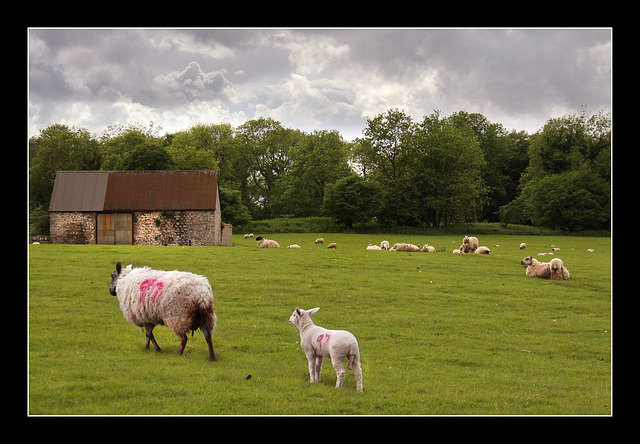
[28, 233, 611, 415]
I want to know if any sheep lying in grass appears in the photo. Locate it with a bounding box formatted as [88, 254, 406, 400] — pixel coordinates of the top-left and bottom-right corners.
[244, 233, 254, 238]
[475, 246, 491, 254]
[109, 262, 217, 361]
[587, 249, 596, 253]
[451, 248, 463, 254]
[287, 244, 301, 249]
[390, 243, 421, 252]
[421, 244, 436, 253]
[550, 258, 570, 280]
[289, 307, 363, 392]
[520, 256, 551, 279]
[315, 238, 324, 244]
[366, 244, 382, 250]
[462, 236, 479, 253]
[380, 240, 390, 250]
[256, 236, 280, 248]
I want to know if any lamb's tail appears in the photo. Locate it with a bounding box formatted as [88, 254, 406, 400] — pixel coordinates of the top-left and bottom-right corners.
[347, 342, 360, 370]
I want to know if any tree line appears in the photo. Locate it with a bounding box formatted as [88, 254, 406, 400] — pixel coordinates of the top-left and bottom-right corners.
[29, 108, 611, 235]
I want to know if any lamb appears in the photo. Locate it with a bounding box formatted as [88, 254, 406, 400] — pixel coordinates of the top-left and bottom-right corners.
[520, 243, 526, 250]
[380, 240, 390, 251]
[520, 256, 551, 279]
[327, 242, 337, 249]
[315, 238, 324, 244]
[366, 244, 382, 250]
[390, 243, 420, 252]
[109, 262, 217, 361]
[421, 244, 436, 253]
[475, 246, 491, 254]
[549, 258, 570, 280]
[462, 236, 479, 253]
[244, 233, 254, 238]
[587, 249, 596, 253]
[256, 236, 280, 248]
[451, 248, 463, 254]
[287, 244, 301, 249]
[289, 307, 363, 392]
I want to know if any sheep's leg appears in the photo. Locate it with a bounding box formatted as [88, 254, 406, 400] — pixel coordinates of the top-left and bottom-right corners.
[203, 328, 216, 361]
[314, 356, 324, 382]
[305, 351, 317, 383]
[145, 326, 162, 352]
[178, 334, 188, 355]
[331, 356, 346, 388]
[351, 359, 363, 392]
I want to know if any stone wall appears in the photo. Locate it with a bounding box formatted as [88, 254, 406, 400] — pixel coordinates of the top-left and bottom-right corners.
[50, 212, 97, 244]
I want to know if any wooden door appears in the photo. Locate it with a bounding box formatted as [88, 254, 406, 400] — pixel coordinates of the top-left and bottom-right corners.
[97, 213, 132, 245]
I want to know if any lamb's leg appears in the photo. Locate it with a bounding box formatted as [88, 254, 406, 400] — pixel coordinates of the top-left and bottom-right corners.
[178, 334, 188, 355]
[314, 356, 324, 382]
[203, 328, 216, 361]
[305, 351, 317, 382]
[145, 326, 162, 352]
[331, 356, 346, 388]
[351, 359, 363, 392]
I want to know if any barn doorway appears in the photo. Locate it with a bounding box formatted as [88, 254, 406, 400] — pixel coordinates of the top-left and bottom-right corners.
[97, 213, 133, 245]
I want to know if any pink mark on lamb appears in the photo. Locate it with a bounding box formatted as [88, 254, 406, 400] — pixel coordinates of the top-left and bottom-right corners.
[139, 278, 164, 303]
[316, 334, 331, 348]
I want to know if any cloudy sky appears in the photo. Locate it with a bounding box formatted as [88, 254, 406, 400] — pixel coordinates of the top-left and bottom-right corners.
[28, 28, 612, 141]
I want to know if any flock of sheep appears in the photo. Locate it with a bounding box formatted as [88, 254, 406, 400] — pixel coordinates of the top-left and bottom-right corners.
[108, 233, 589, 391]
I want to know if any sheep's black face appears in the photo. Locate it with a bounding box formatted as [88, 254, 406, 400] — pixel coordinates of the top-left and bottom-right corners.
[110, 270, 119, 296]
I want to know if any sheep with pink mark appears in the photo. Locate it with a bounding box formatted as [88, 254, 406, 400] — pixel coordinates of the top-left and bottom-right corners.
[109, 262, 217, 361]
[289, 307, 363, 392]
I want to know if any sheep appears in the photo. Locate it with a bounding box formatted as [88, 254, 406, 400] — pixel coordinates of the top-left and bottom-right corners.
[451, 248, 463, 254]
[244, 233, 254, 239]
[109, 262, 217, 361]
[520, 256, 551, 279]
[549, 258, 570, 280]
[587, 249, 596, 253]
[519, 243, 526, 250]
[380, 240, 390, 251]
[475, 246, 491, 254]
[551, 247, 561, 252]
[256, 236, 280, 248]
[462, 236, 479, 253]
[315, 238, 324, 244]
[289, 307, 363, 392]
[366, 244, 382, 251]
[287, 244, 301, 249]
[390, 243, 421, 252]
[421, 244, 436, 253]
[327, 242, 337, 249]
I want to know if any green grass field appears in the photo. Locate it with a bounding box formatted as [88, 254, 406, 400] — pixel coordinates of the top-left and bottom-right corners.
[27, 232, 611, 415]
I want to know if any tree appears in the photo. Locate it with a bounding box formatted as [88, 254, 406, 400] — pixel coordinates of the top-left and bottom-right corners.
[100, 124, 170, 171]
[323, 174, 382, 228]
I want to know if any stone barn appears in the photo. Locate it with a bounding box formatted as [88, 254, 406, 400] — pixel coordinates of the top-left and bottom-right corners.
[49, 170, 231, 246]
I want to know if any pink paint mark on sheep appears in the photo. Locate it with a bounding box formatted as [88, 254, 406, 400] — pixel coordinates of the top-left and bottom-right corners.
[139, 278, 164, 303]
[316, 334, 330, 348]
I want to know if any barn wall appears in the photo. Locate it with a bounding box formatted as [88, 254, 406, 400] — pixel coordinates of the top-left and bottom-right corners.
[50, 212, 96, 244]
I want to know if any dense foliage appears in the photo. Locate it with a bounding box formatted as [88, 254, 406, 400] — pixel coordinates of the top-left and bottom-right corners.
[29, 108, 611, 235]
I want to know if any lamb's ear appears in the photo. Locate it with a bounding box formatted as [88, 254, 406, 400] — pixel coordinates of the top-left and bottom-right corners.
[307, 307, 320, 316]
[116, 262, 121, 275]
[295, 307, 302, 315]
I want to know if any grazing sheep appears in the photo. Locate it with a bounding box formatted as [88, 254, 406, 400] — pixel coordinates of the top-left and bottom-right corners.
[520, 256, 551, 279]
[390, 243, 421, 252]
[475, 246, 491, 254]
[462, 236, 479, 253]
[550, 258, 570, 280]
[289, 307, 363, 392]
[315, 238, 324, 244]
[244, 233, 254, 239]
[109, 262, 217, 361]
[287, 244, 301, 249]
[256, 236, 280, 248]
[551, 247, 561, 252]
[327, 242, 337, 249]
[520, 243, 526, 250]
[421, 244, 436, 253]
[366, 244, 382, 251]
[380, 240, 390, 251]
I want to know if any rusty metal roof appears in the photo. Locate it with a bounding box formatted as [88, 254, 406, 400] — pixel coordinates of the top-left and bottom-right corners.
[49, 170, 219, 212]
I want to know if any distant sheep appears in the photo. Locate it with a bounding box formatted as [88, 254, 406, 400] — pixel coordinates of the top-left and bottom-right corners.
[550, 258, 570, 280]
[451, 248, 463, 254]
[366, 244, 382, 251]
[327, 242, 337, 249]
[315, 238, 324, 244]
[380, 240, 390, 251]
[256, 236, 280, 248]
[421, 244, 436, 253]
[390, 243, 420, 252]
[109, 262, 217, 361]
[520, 256, 551, 279]
[475, 246, 491, 254]
[244, 233, 254, 238]
[462, 236, 479, 253]
[587, 249, 596, 253]
[289, 307, 363, 392]
[287, 244, 301, 249]
[551, 247, 561, 252]
[520, 243, 526, 250]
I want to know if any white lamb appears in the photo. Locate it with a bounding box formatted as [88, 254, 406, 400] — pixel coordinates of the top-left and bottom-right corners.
[475, 246, 491, 254]
[549, 258, 570, 280]
[256, 236, 280, 248]
[109, 262, 217, 361]
[380, 240, 390, 251]
[366, 244, 382, 250]
[289, 307, 363, 392]
[462, 236, 479, 253]
[421, 244, 436, 253]
[287, 244, 301, 249]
